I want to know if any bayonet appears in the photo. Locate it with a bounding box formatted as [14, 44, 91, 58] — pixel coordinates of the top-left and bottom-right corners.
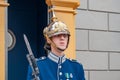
[23, 34, 40, 80]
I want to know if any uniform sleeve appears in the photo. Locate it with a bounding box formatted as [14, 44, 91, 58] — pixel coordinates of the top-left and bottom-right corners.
[27, 65, 32, 80]
[77, 63, 85, 80]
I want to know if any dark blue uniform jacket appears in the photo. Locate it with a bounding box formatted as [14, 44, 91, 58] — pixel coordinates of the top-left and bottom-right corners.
[27, 52, 85, 80]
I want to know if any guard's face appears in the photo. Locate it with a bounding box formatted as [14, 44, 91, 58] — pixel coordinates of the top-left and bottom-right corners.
[51, 34, 68, 50]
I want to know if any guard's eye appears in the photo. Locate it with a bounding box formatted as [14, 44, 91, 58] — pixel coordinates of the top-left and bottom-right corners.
[54, 34, 68, 38]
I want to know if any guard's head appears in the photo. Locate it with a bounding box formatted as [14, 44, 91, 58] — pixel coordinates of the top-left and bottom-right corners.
[43, 21, 70, 51]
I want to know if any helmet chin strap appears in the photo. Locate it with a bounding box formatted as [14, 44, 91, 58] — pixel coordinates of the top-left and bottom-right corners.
[53, 36, 70, 52]
[46, 35, 69, 52]
[49, 38, 67, 52]
[57, 47, 66, 52]
[51, 41, 67, 52]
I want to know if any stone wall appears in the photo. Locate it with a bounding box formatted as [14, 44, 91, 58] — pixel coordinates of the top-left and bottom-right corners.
[76, 0, 120, 80]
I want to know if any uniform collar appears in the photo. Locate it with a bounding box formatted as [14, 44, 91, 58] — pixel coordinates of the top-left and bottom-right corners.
[48, 52, 66, 64]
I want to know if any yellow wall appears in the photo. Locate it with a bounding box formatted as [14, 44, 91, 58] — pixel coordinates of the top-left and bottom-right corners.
[46, 0, 80, 59]
[0, 0, 79, 79]
[0, 1, 9, 80]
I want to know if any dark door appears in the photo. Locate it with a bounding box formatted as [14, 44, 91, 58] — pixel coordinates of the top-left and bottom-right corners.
[8, 0, 47, 80]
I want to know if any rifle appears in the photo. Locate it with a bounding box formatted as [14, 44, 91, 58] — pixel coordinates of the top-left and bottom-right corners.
[23, 34, 40, 80]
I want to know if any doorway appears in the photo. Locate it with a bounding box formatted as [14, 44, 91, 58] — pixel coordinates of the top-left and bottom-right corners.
[8, 0, 47, 80]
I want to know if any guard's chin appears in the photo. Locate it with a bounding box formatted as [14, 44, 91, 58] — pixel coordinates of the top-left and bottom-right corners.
[57, 47, 66, 51]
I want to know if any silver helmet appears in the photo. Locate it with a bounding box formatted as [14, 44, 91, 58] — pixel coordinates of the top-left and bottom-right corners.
[43, 9, 70, 51]
[43, 21, 70, 38]
[43, 21, 70, 51]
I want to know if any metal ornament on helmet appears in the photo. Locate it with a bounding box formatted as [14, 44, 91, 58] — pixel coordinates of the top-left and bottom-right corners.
[43, 21, 70, 38]
[43, 10, 70, 51]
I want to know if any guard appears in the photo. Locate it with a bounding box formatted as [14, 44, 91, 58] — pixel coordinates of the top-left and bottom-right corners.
[27, 15, 85, 80]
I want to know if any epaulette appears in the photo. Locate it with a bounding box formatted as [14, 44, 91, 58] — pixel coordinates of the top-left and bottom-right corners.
[38, 56, 46, 60]
[69, 58, 77, 62]
[71, 59, 77, 62]
[69, 59, 81, 65]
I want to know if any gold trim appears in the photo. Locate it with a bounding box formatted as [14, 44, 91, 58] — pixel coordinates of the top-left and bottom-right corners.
[46, 0, 80, 9]
[0, 1, 9, 7]
[49, 8, 77, 15]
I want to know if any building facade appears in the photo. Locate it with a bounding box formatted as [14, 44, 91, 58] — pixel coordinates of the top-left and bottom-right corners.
[0, 0, 120, 80]
[76, 0, 120, 80]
